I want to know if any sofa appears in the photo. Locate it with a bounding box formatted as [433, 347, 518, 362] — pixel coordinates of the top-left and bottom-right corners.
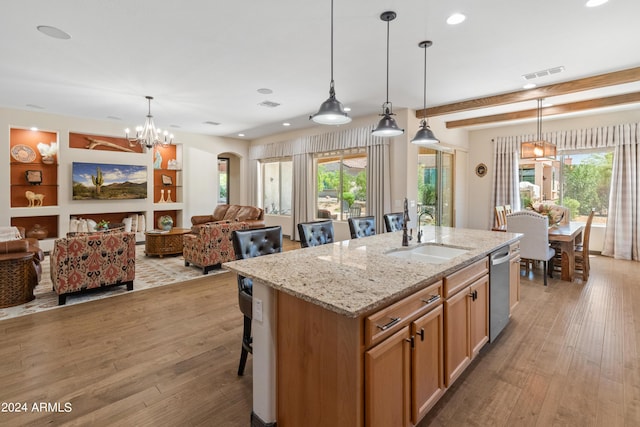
[191, 204, 265, 229]
[0, 238, 44, 308]
[50, 231, 136, 305]
[183, 221, 248, 274]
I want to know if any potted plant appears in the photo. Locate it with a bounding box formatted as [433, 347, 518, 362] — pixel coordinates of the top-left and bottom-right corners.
[158, 215, 173, 231]
[96, 220, 109, 231]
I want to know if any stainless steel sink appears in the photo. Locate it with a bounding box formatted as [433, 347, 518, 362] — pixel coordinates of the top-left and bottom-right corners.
[385, 243, 470, 263]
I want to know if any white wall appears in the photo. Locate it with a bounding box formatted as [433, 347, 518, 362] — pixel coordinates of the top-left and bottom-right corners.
[1, 107, 249, 250]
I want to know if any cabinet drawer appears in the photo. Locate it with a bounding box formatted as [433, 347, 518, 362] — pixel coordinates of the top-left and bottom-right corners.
[510, 242, 520, 260]
[365, 281, 442, 348]
[443, 258, 488, 298]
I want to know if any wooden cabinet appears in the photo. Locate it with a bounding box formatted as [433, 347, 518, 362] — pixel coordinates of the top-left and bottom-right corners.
[444, 258, 489, 387]
[411, 305, 445, 423]
[509, 242, 521, 313]
[365, 326, 412, 427]
[364, 282, 444, 427]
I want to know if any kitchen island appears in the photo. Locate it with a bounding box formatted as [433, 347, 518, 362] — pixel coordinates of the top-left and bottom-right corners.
[223, 226, 520, 427]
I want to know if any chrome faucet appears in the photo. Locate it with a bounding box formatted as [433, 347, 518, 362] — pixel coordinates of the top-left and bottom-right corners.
[402, 198, 412, 246]
[416, 208, 433, 243]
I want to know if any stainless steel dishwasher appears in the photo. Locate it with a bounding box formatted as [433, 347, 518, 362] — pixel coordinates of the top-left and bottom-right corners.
[489, 246, 511, 342]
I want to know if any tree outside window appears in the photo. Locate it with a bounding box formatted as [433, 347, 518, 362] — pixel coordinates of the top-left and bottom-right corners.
[561, 151, 612, 224]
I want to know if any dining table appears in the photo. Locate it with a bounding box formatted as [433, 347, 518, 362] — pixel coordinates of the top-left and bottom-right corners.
[548, 222, 584, 281]
[493, 222, 584, 281]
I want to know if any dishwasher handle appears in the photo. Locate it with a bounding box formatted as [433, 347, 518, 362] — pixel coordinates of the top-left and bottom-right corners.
[491, 250, 511, 266]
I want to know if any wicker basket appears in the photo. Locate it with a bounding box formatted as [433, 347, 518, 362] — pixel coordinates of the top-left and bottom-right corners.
[0, 252, 37, 308]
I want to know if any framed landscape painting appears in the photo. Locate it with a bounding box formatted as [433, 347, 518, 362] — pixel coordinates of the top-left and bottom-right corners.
[72, 162, 147, 200]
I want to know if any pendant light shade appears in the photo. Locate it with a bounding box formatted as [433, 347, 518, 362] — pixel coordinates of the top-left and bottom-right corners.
[310, 0, 351, 125]
[372, 11, 404, 138]
[411, 40, 439, 144]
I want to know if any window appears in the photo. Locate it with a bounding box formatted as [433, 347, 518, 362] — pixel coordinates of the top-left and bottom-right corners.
[560, 150, 612, 224]
[218, 157, 229, 204]
[316, 149, 367, 221]
[262, 159, 292, 215]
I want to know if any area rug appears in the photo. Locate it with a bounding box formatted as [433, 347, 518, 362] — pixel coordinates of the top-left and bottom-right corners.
[0, 244, 227, 321]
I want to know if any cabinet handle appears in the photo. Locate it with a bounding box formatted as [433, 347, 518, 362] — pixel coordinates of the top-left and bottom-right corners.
[421, 294, 440, 305]
[416, 328, 425, 342]
[468, 290, 478, 301]
[376, 316, 401, 331]
[405, 336, 415, 349]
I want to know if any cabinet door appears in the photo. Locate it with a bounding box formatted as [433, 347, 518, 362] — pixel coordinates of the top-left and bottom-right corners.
[444, 289, 471, 387]
[509, 255, 520, 313]
[365, 325, 412, 427]
[470, 275, 489, 358]
[411, 305, 445, 424]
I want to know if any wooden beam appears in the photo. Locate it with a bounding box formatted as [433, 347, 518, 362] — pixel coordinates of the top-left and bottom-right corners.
[445, 92, 640, 129]
[416, 66, 640, 118]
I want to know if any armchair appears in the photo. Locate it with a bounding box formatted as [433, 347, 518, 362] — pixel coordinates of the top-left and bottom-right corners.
[50, 232, 136, 305]
[183, 221, 248, 274]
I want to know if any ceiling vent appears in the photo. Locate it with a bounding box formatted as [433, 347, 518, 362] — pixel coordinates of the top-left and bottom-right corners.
[522, 66, 565, 80]
[203, 121, 220, 126]
[258, 100, 281, 108]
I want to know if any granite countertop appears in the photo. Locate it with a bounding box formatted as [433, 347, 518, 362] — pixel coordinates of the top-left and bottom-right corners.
[223, 226, 521, 318]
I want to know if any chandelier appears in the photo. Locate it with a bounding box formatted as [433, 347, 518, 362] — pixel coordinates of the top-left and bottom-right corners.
[521, 99, 556, 160]
[125, 96, 174, 149]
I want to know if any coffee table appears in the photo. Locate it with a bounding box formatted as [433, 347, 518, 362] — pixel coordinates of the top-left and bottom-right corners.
[144, 228, 192, 257]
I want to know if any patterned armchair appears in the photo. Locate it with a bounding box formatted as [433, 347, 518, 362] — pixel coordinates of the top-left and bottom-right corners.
[50, 232, 136, 305]
[183, 221, 248, 274]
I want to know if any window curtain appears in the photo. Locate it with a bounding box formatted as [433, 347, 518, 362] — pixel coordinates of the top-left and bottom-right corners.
[602, 123, 640, 260]
[490, 137, 521, 228]
[367, 142, 391, 234]
[247, 158, 259, 207]
[291, 153, 314, 241]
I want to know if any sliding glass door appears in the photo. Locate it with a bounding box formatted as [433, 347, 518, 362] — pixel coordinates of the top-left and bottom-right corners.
[417, 147, 454, 227]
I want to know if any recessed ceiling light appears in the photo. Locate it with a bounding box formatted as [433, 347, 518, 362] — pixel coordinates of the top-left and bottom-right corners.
[36, 25, 71, 40]
[586, 0, 608, 7]
[282, 122, 291, 127]
[238, 133, 245, 137]
[446, 13, 466, 25]
[523, 83, 537, 89]
[30, 127, 38, 131]
[257, 88, 273, 94]
[344, 107, 351, 112]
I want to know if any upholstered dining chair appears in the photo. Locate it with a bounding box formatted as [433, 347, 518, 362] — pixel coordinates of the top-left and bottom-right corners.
[383, 212, 404, 232]
[231, 226, 283, 376]
[297, 220, 334, 248]
[348, 216, 376, 239]
[506, 210, 555, 286]
[574, 208, 595, 281]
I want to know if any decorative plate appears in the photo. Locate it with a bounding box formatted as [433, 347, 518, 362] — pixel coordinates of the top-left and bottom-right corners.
[11, 144, 36, 163]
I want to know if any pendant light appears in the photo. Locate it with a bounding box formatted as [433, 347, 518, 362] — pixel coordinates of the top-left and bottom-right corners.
[372, 11, 404, 137]
[310, 0, 351, 125]
[411, 40, 439, 144]
[520, 99, 556, 159]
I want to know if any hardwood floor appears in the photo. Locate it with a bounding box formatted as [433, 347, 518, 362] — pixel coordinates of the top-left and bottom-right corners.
[0, 251, 639, 426]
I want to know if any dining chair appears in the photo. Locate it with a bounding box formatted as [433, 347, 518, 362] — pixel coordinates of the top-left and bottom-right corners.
[231, 226, 283, 375]
[383, 212, 404, 232]
[348, 216, 376, 239]
[495, 206, 507, 228]
[506, 211, 555, 286]
[504, 205, 512, 215]
[574, 208, 595, 281]
[297, 220, 334, 248]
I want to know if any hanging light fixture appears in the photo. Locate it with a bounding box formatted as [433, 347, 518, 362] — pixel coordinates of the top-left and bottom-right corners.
[411, 40, 439, 144]
[310, 0, 351, 125]
[372, 11, 404, 137]
[521, 99, 556, 159]
[125, 96, 174, 150]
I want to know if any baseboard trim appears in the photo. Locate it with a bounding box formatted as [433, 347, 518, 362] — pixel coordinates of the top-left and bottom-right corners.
[251, 411, 276, 427]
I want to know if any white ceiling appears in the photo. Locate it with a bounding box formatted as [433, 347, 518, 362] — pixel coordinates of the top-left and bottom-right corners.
[1, 0, 639, 140]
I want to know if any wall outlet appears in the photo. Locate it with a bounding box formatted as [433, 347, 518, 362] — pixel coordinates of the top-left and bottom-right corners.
[254, 298, 263, 323]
